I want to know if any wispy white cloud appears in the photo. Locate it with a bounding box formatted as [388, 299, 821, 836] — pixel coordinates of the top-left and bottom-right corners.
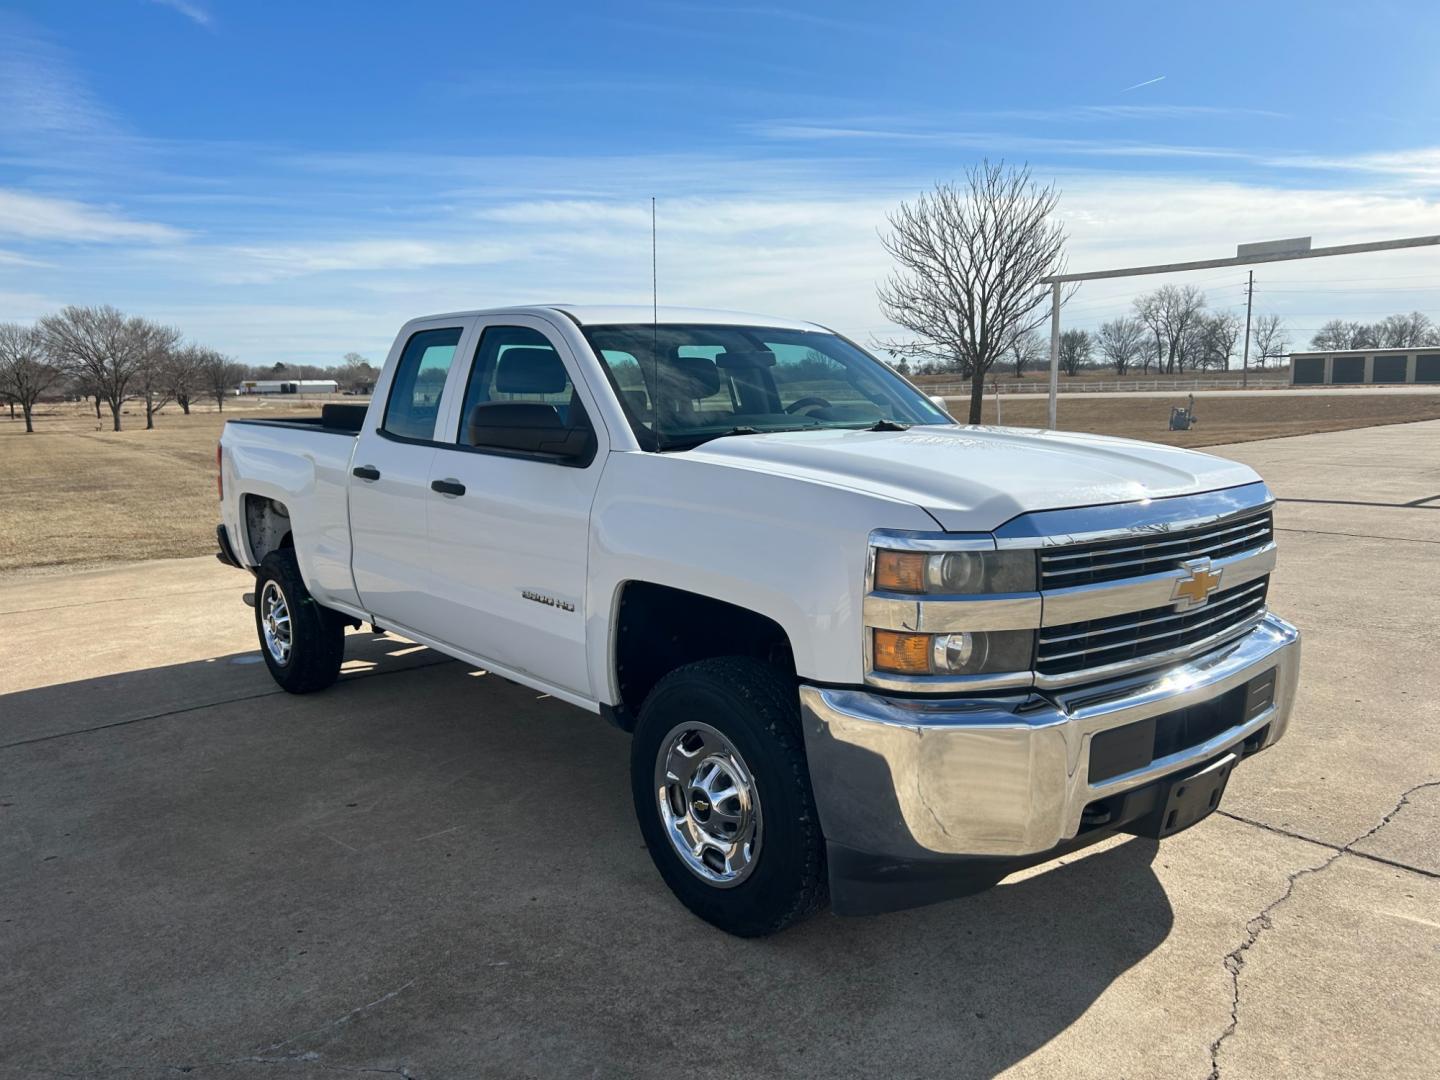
[1266, 147, 1440, 184]
[148, 0, 214, 29]
[983, 104, 1286, 122]
[0, 289, 66, 323]
[215, 237, 519, 282]
[1121, 75, 1167, 93]
[749, 121, 1256, 163]
[0, 249, 49, 268]
[0, 13, 118, 142]
[0, 189, 183, 243]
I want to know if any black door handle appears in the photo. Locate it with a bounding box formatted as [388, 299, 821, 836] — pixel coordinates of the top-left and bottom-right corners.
[352, 465, 381, 481]
[431, 478, 466, 497]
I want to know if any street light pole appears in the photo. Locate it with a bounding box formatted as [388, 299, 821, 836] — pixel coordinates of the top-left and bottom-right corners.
[1047, 280, 1061, 429]
[1241, 270, 1254, 389]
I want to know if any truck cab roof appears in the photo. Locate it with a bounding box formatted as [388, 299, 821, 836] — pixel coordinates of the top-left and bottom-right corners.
[407, 304, 828, 332]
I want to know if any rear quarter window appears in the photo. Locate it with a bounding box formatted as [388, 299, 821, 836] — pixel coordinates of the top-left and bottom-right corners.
[382, 327, 463, 440]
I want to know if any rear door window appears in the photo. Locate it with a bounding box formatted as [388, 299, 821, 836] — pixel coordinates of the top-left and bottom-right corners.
[381, 327, 462, 440]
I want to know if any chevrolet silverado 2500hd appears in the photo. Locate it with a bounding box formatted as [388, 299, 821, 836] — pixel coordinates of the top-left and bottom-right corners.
[216, 305, 1300, 936]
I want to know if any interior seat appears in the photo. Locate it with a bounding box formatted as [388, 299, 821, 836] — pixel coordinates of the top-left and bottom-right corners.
[466, 346, 569, 445]
[655, 355, 728, 428]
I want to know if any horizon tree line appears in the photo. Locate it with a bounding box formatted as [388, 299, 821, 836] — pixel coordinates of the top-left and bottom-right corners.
[0, 306, 382, 433]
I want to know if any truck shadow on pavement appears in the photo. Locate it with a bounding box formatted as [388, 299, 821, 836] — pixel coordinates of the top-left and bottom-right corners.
[1, 635, 1174, 1079]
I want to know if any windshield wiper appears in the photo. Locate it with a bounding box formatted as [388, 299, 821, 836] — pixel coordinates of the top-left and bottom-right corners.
[664, 425, 818, 451]
[865, 419, 910, 432]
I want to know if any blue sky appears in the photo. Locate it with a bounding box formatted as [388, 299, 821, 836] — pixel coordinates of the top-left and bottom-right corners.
[2, 0, 1440, 365]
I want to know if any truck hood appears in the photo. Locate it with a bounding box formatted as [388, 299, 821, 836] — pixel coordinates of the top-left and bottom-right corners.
[685, 424, 1261, 532]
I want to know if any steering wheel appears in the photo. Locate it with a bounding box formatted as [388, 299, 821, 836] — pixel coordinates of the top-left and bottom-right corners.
[784, 396, 833, 415]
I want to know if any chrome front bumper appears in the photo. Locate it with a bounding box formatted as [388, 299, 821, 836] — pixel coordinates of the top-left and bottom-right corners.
[800, 613, 1300, 862]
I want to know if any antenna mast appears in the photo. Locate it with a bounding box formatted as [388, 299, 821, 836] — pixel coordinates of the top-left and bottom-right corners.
[650, 196, 660, 449]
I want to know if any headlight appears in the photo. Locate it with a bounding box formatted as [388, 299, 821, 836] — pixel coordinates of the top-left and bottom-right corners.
[874, 548, 1035, 595]
[873, 629, 1033, 676]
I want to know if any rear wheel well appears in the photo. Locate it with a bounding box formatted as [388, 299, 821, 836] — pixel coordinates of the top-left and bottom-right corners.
[612, 582, 795, 728]
[243, 494, 293, 565]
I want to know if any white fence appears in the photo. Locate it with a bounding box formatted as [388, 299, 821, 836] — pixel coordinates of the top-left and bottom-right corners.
[921, 376, 1292, 396]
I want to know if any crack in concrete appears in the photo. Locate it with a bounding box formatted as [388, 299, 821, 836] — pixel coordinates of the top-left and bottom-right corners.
[1217, 809, 1440, 880]
[24, 980, 422, 1079]
[1274, 525, 1440, 546]
[255, 980, 418, 1056]
[220, 1056, 418, 1077]
[1207, 779, 1440, 1080]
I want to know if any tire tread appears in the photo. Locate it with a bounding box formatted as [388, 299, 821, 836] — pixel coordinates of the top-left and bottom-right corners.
[635, 656, 828, 936]
[256, 550, 345, 694]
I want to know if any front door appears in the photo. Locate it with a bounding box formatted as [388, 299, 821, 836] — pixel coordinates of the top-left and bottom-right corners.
[349, 320, 470, 631]
[423, 316, 606, 697]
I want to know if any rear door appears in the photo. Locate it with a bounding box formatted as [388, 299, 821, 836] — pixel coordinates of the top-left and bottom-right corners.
[349, 319, 473, 630]
[422, 315, 607, 697]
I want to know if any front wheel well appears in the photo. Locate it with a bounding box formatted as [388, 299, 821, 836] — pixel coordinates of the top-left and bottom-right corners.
[611, 582, 795, 728]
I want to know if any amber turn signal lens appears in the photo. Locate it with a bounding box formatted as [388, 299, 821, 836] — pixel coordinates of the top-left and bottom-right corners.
[874, 550, 926, 593]
[873, 629, 932, 675]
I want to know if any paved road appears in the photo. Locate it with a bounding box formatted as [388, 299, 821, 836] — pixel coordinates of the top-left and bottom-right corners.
[933, 384, 1440, 401]
[2, 422, 1438, 1079]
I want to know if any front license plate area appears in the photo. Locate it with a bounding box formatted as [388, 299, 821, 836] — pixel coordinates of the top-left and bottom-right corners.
[1148, 752, 1237, 838]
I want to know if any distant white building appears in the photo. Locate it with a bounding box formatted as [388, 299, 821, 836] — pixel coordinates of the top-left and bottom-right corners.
[237, 379, 340, 395]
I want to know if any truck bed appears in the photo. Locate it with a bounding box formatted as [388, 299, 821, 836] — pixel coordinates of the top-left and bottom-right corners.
[227, 403, 368, 436]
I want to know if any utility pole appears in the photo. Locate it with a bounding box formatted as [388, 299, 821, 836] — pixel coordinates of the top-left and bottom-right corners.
[1241, 270, 1254, 388]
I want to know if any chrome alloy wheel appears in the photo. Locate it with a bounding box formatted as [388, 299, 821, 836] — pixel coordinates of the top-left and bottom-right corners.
[259, 579, 293, 665]
[655, 721, 762, 887]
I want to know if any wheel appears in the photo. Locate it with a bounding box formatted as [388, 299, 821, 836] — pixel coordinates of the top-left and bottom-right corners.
[254, 550, 346, 694]
[630, 657, 827, 936]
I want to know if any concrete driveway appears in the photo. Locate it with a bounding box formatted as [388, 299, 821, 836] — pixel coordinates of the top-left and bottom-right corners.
[2, 421, 1437, 1079]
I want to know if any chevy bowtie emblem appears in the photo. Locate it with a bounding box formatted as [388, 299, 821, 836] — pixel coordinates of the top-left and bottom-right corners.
[1172, 558, 1222, 610]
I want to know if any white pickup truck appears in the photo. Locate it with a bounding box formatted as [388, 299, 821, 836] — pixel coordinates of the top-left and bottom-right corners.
[217, 304, 1300, 936]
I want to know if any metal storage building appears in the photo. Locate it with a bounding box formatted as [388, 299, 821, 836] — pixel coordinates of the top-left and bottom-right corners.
[1289, 347, 1440, 385]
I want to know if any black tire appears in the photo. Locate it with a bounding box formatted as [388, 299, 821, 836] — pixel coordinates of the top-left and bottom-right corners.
[630, 657, 828, 937]
[254, 550, 345, 694]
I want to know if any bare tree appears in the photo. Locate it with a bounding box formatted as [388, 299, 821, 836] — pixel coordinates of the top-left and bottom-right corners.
[38, 305, 148, 431]
[1058, 328, 1092, 376]
[1144, 285, 1208, 373]
[1004, 329, 1046, 378]
[1374, 311, 1437, 348]
[336, 352, 379, 393]
[166, 344, 205, 414]
[1097, 316, 1146, 375]
[875, 161, 1068, 422]
[0, 322, 64, 433]
[1310, 319, 1376, 351]
[1193, 311, 1241, 371]
[1251, 313, 1288, 370]
[200, 348, 244, 411]
[133, 320, 184, 429]
[1132, 293, 1164, 374]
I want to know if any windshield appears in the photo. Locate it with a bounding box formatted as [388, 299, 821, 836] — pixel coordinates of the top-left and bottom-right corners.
[582, 323, 953, 450]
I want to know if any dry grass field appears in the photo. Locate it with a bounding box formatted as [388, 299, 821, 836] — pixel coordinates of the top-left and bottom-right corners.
[3, 391, 1439, 572]
[0, 398, 352, 573]
[947, 390, 1440, 446]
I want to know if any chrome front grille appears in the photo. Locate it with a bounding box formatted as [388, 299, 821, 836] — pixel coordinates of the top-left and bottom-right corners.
[1037, 577, 1269, 679]
[1039, 510, 1273, 590]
